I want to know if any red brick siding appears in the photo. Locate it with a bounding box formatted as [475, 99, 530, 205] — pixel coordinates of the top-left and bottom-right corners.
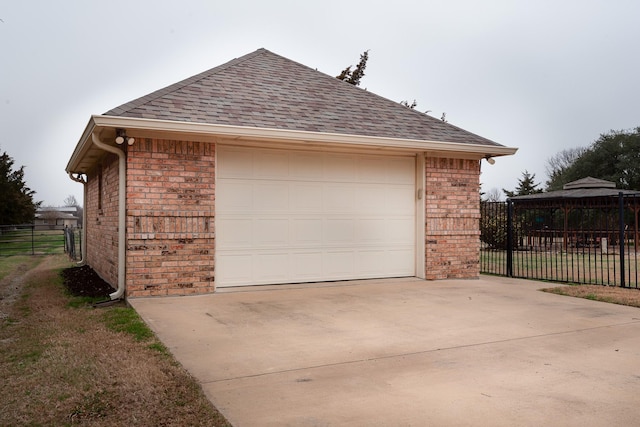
[84, 143, 480, 297]
[126, 139, 215, 297]
[85, 154, 120, 289]
[424, 157, 481, 279]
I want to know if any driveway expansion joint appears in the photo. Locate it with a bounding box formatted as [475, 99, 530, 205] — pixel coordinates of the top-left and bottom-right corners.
[204, 319, 640, 384]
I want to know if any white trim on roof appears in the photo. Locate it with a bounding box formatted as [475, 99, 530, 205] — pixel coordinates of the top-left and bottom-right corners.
[66, 115, 517, 174]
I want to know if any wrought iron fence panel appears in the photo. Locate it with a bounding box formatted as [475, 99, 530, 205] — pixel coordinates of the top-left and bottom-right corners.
[480, 201, 509, 276]
[0, 224, 82, 258]
[480, 194, 639, 288]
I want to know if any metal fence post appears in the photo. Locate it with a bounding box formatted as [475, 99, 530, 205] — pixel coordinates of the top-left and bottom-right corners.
[619, 192, 626, 288]
[507, 200, 514, 277]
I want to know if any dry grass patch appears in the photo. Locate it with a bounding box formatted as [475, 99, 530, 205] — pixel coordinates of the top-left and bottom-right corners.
[0, 255, 230, 426]
[542, 283, 640, 308]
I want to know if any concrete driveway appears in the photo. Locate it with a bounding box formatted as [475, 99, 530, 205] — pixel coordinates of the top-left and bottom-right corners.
[130, 276, 640, 426]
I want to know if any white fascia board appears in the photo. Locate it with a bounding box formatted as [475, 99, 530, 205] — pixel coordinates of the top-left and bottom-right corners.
[65, 119, 98, 173]
[92, 115, 518, 155]
[67, 115, 518, 172]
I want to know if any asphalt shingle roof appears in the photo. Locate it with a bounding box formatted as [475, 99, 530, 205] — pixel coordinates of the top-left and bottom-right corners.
[105, 48, 503, 147]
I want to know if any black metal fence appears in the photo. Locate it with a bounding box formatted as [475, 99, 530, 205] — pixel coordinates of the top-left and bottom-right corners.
[481, 194, 639, 288]
[0, 224, 82, 259]
[63, 227, 81, 260]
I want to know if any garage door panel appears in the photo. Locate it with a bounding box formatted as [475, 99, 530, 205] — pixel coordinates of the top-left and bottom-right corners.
[255, 151, 289, 178]
[254, 219, 289, 246]
[292, 252, 324, 278]
[385, 249, 416, 275]
[291, 153, 324, 180]
[254, 253, 290, 281]
[386, 218, 416, 243]
[218, 148, 253, 178]
[217, 146, 416, 287]
[357, 250, 388, 274]
[324, 184, 356, 212]
[387, 157, 416, 184]
[217, 181, 253, 211]
[358, 219, 387, 242]
[290, 183, 323, 211]
[324, 154, 357, 181]
[254, 182, 289, 211]
[358, 157, 388, 183]
[217, 253, 254, 285]
[386, 186, 416, 213]
[355, 184, 381, 211]
[324, 251, 355, 276]
[217, 218, 252, 247]
[325, 219, 356, 243]
[292, 218, 323, 245]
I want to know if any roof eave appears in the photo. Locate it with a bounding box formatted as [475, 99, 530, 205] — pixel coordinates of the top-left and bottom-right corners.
[65, 117, 98, 174]
[66, 115, 518, 174]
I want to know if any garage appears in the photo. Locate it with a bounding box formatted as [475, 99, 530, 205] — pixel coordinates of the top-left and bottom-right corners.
[216, 145, 417, 287]
[66, 48, 516, 297]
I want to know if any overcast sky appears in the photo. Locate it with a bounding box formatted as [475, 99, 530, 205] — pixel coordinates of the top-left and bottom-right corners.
[2, 0, 639, 206]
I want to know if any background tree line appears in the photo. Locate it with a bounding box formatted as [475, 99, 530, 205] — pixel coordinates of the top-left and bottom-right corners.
[545, 127, 640, 191]
[1, 149, 81, 226]
[500, 127, 640, 198]
[1, 150, 39, 224]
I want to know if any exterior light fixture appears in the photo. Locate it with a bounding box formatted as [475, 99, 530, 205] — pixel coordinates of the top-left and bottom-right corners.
[115, 129, 126, 145]
[115, 129, 135, 145]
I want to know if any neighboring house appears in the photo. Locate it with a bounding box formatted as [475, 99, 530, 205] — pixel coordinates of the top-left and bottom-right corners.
[65, 48, 517, 299]
[35, 206, 81, 229]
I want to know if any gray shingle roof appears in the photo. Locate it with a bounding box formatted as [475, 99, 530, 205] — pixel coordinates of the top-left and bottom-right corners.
[105, 48, 503, 147]
[563, 177, 616, 190]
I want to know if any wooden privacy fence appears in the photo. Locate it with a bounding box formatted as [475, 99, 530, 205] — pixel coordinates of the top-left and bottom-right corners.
[480, 193, 639, 288]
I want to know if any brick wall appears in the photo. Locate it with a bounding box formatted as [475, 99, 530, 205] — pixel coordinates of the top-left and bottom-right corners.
[85, 153, 120, 289]
[126, 139, 216, 297]
[424, 156, 481, 279]
[84, 143, 479, 297]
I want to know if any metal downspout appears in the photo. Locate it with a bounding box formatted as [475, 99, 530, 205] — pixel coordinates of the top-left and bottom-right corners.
[67, 172, 87, 266]
[91, 133, 127, 300]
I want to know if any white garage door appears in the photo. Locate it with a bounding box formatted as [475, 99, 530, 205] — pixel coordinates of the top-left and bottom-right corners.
[216, 146, 416, 287]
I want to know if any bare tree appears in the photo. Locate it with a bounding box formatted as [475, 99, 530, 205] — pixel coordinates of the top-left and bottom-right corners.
[545, 147, 588, 189]
[483, 187, 503, 202]
[63, 194, 83, 227]
[64, 194, 79, 207]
